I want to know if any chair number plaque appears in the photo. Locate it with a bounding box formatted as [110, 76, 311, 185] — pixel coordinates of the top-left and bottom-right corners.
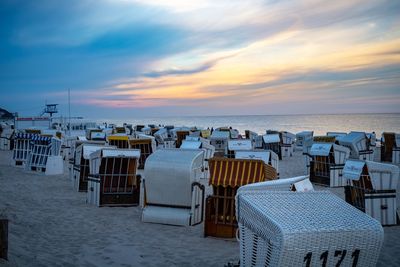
[303, 249, 360, 267]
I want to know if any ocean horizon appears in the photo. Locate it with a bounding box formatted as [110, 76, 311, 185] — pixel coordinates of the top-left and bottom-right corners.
[93, 113, 400, 137]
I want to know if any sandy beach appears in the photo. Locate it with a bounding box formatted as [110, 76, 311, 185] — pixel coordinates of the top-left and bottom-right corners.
[0, 149, 399, 267]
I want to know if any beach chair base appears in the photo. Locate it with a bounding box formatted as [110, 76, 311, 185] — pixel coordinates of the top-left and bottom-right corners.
[204, 196, 237, 238]
[87, 176, 140, 207]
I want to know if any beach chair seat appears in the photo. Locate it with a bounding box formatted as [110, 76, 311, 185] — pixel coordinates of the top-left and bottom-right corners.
[344, 160, 399, 226]
[87, 148, 140, 206]
[129, 139, 153, 169]
[236, 190, 383, 267]
[141, 149, 205, 226]
[309, 143, 350, 187]
[204, 157, 277, 238]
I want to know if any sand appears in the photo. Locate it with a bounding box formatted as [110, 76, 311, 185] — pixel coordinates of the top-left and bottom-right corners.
[0, 149, 399, 267]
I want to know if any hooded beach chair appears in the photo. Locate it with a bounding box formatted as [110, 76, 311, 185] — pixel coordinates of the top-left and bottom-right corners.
[295, 131, 313, 147]
[338, 132, 374, 161]
[280, 131, 295, 157]
[73, 144, 113, 192]
[175, 130, 190, 148]
[302, 138, 314, 175]
[12, 133, 36, 166]
[343, 160, 399, 225]
[129, 138, 153, 169]
[381, 133, 400, 164]
[204, 157, 277, 238]
[24, 135, 58, 172]
[235, 189, 383, 267]
[262, 134, 282, 160]
[180, 139, 216, 179]
[226, 139, 253, 158]
[309, 143, 350, 187]
[141, 149, 205, 226]
[210, 130, 230, 156]
[87, 148, 141, 206]
[107, 134, 130, 149]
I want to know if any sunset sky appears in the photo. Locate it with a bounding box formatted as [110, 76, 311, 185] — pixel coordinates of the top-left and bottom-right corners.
[1, 0, 399, 119]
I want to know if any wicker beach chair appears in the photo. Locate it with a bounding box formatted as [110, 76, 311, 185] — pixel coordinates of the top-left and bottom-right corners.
[309, 143, 350, 187]
[343, 160, 399, 226]
[141, 149, 205, 226]
[73, 144, 112, 192]
[338, 132, 374, 161]
[87, 148, 141, 206]
[129, 139, 153, 169]
[204, 157, 277, 238]
[235, 190, 383, 267]
[108, 135, 130, 149]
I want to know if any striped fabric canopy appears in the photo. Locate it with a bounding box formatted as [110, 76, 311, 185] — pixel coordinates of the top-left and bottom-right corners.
[209, 158, 271, 187]
[108, 135, 129, 141]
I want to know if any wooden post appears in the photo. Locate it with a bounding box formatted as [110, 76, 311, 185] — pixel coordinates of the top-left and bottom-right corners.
[0, 219, 8, 260]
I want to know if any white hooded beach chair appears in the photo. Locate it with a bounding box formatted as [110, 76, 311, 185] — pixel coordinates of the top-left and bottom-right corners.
[295, 131, 313, 147]
[141, 149, 205, 226]
[87, 148, 141, 207]
[25, 135, 62, 172]
[73, 144, 113, 192]
[262, 134, 282, 160]
[13, 133, 36, 166]
[280, 131, 295, 157]
[153, 128, 169, 147]
[309, 143, 350, 187]
[235, 190, 383, 267]
[338, 132, 374, 161]
[226, 139, 253, 158]
[344, 160, 399, 226]
[210, 130, 230, 154]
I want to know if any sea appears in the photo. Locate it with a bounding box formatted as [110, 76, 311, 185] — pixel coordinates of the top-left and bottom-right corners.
[98, 113, 400, 138]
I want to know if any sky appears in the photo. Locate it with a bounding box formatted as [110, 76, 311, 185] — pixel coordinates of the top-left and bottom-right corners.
[0, 0, 399, 119]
